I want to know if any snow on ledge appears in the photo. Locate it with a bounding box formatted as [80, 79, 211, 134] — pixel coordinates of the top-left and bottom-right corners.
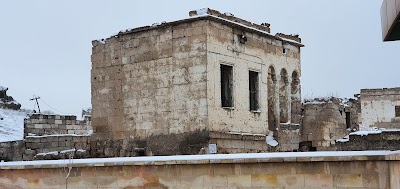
[1, 151, 399, 168]
[25, 133, 91, 138]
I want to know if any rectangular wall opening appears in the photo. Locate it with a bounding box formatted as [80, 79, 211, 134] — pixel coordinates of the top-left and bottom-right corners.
[249, 70, 259, 111]
[220, 64, 233, 107]
[345, 112, 351, 129]
[396, 106, 400, 117]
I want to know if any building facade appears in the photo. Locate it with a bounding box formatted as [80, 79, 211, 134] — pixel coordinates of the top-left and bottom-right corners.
[360, 88, 400, 129]
[91, 9, 303, 154]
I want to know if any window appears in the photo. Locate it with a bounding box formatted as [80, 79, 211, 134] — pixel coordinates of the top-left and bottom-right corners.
[249, 71, 259, 111]
[396, 106, 400, 117]
[221, 64, 233, 107]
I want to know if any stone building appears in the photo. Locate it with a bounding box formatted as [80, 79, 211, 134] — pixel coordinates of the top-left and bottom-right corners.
[300, 97, 359, 151]
[360, 88, 400, 130]
[91, 8, 303, 155]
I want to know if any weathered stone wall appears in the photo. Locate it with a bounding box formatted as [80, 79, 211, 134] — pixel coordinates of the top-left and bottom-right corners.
[209, 132, 271, 153]
[24, 114, 91, 137]
[91, 19, 209, 141]
[301, 100, 347, 151]
[0, 141, 24, 161]
[337, 131, 400, 151]
[0, 114, 94, 161]
[205, 19, 301, 135]
[360, 88, 400, 129]
[91, 9, 303, 154]
[24, 136, 90, 159]
[1, 152, 399, 188]
[277, 124, 301, 151]
[205, 12, 302, 153]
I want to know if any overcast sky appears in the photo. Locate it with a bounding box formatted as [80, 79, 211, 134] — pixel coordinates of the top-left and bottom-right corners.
[1, 0, 398, 117]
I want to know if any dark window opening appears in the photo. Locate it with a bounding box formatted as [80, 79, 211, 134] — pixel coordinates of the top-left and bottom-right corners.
[345, 112, 351, 129]
[221, 64, 233, 107]
[396, 106, 400, 117]
[282, 48, 286, 54]
[249, 71, 259, 111]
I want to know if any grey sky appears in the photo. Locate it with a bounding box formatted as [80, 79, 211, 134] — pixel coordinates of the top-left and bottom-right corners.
[1, 0, 398, 117]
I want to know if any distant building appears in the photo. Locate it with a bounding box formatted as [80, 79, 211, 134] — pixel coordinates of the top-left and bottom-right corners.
[381, 0, 400, 41]
[91, 8, 304, 155]
[360, 88, 400, 129]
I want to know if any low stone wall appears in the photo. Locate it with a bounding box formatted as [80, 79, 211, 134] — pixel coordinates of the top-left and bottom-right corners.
[24, 114, 90, 136]
[209, 132, 270, 154]
[0, 141, 24, 161]
[277, 124, 301, 152]
[337, 131, 400, 151]
[0, 151, 399, 188]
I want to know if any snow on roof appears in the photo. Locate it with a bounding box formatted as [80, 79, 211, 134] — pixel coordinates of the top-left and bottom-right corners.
[1, 151, 399, 168]
[96, 10, 303, 47]
[0, 108, 27, 142]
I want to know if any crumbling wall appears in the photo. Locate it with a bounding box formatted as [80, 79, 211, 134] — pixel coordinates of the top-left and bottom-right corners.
[336, 131, 400, 151]
[0, 141, 24, 161]
[360, 88, 400, 129]
[301, 98, 348, 151]
[0, 86, 21, 110]
[24, 114, 91, 137]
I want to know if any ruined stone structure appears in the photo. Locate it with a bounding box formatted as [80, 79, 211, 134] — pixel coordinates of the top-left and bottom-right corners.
[91, 8, 303, 154]
[360, 88, 400, 130]
[0, 114, 92, 161]
[337, 130, 400, 151]
[0, 86, 21, 110]
[301, 97, 359, 151]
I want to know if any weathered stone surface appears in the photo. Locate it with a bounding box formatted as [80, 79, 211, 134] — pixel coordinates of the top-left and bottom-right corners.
[0, 153, 399, 188]
[360, 88, 400, 129]
[91, 9, 303, 154]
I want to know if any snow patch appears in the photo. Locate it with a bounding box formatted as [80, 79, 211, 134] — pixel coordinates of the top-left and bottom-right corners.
[226, 132, 265, 136]
[36, 151, 59, 156]
[26, 133, 90, 138]
[336, 135, 349, 142]
[196, 8, 209, 16]
[266, 132, 278, 147]
[87, 129, 93, 135]
[0, 109, 27, 142]
[60, 149, 76, 154]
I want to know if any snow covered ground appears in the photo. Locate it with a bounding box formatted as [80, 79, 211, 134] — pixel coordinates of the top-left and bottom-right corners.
[0, 108, 27, 142]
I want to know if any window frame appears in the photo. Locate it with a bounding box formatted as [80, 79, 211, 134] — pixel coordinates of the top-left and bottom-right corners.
[395, 106, 400, 117]
[249, 70, 260, 112]
[220, 64, 234, 108]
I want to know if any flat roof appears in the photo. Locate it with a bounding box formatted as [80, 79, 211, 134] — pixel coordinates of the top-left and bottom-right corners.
[96, 12, 304, 47]
[381, 0, 400, 41]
